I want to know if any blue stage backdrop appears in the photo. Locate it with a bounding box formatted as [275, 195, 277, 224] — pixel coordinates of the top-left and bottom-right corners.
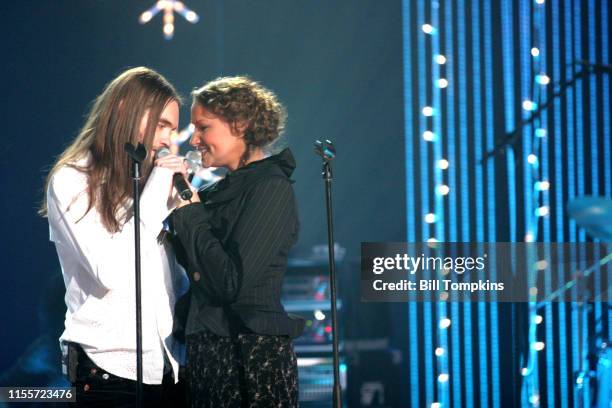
[402, 0, 611, 407]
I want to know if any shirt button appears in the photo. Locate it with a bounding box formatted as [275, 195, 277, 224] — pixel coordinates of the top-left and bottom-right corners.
[193, 272, 201, 282]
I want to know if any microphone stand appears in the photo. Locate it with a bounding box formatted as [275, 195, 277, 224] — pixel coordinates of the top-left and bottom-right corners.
[124, 143, 147, 408]
[314, 140, 342, 408]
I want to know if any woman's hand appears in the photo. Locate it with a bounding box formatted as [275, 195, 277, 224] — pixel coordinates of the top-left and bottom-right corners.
[154, 153, 188, 179]
[176, 186, 201, 208]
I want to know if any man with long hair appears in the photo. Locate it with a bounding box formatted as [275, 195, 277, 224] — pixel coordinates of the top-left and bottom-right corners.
[41, 67, 188, 406]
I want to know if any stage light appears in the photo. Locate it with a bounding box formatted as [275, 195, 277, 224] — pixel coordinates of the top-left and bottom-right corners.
[529, 394, 540, 405]
[532, 342, 545, 351]
[535, 0, 545, 4]
[527, 154, 538, 165]
[422, 106, 435, 116]
[522, 100, 538, 111]
[434, 54, 447, 64]
[524, 232, 535, 242]
[438, 159, 449, 169]
[431, 403, 441, 408]
[140, 11, 154, 23]
[439, 318, 451, 329]
[423, 130, 436, 141]
[535, 128, 547, 137]
[436, 78, 448, 88]
[437, 184, 450, 195]
[425, 213, 437, 223]
[531, 47, 540, 57]
[521, 367, 529, 376]
[422, 24, 436, 34]
[535, 74, 550, 85]
[435, 347, 445, 357]
[535, 180, 550, 191]
[139, 0, 200, 39]
[535, 206, 549, 217]
[529, 287, 539, 296]
[535, 259, 548, 270]
[438, 373, 449, 383]
[314, 310, 326, 321]
[534, 315, 543, 324]
[427, 237, 438, 243]
[185, 11, 199, 22]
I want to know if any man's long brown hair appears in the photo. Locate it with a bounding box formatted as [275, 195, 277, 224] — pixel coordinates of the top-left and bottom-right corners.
[40, 67, 180, 233]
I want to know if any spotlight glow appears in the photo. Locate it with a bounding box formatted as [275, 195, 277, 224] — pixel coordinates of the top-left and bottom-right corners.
[522, 100, 538, 111]
[434, 54, 447, 64]
[422, 106, 435, 116]
[423, 130, 436, 141]
[436, 78, 448, 88]
[439, 318, 451, 329]
[535, 128, 547, 138]
[532, 342, 545, 351]
[437, 185, 450, 195]
[536, 206, 550, 217]
[535, 74, 550, 85]
[535, 180, 550, 191]
[422, 24, 435, 34]
[527, 154, 539, 165]
[438, 373, 449, 383]
[534, 315, 543, 324]
[435, 347, 445, 357]
[425, 213, 437, 224]
[531, 47, 540, 57]
[438, 159, 449, 169]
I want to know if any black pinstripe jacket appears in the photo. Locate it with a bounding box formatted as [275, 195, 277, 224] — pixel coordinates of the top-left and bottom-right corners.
[171, 148, 305, 339]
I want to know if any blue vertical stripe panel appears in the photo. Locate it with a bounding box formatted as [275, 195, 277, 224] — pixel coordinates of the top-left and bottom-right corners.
[482, 0, 500, 406]
[416, 1, 434, 405]
[604, 0, 612, 198]
[551, 1, 568, 406]
[431, 3, 450, 407]
[563, 1, 580, 403]
[444, 0, 462, 406]
[573, 2, 589, 404]
[471, 2, 489, 408]
[602, 0, 612, 343]
[401, 2, 420, 407]
[588, 0, 604, 363]
[502, 0, 517, 242]
[456, 0, 474, 406]
[533, 2, 556, 406]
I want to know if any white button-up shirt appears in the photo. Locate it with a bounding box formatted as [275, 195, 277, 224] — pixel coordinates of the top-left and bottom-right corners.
[47, 156, 189, 385]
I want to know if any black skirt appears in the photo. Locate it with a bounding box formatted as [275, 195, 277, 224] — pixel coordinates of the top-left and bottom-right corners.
[185, 328, 298, 408]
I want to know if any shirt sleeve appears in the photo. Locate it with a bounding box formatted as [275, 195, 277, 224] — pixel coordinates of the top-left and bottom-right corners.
[171, 176, 297, 304]
[47, 165, 177, 290]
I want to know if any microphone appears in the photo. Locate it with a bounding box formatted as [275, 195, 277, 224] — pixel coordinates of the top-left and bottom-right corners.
[156, 148, 193, 200]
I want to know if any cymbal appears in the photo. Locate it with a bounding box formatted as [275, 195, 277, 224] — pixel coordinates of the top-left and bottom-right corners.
[567, 196, 612, 241]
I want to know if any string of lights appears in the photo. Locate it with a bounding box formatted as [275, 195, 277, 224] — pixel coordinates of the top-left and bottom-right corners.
[139, 0, 199, 40]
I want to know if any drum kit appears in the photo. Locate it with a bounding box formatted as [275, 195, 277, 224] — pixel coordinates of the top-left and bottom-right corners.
[563, 196, 610, 408]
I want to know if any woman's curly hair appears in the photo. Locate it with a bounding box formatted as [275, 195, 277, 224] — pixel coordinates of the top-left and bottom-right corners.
[192, 76, 287, 159]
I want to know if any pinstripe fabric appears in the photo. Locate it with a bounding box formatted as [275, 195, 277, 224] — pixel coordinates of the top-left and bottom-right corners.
[172, 148, 305, 339]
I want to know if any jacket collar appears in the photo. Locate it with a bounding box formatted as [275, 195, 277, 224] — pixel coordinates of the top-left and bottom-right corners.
[199, 148, 296, 205]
